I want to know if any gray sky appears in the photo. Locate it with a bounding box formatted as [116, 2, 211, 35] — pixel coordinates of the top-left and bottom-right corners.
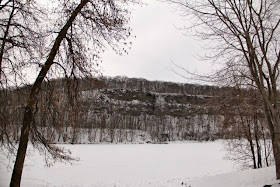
[100, 1, 214, 83]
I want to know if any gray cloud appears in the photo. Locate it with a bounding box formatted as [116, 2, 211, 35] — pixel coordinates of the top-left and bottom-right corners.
[101, 1, 213, 83]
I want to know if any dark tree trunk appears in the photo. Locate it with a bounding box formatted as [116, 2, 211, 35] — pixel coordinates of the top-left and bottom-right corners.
[261, 124, 270, 167]
[240, 113, 257, 169]
[9, 1, 89, 186]
[9, 107, 32, 187]
[272, 133, 280, 179]
[262, 100, 280, 179]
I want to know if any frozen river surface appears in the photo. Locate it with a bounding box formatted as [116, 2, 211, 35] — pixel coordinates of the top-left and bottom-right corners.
[1, 141, 236, 186]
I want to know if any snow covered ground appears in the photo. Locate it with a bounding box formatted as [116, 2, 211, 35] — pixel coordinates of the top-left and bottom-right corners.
[0, 141, 279, 187]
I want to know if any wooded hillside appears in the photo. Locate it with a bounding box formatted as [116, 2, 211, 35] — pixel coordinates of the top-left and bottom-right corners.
[2, 76, 268, 144]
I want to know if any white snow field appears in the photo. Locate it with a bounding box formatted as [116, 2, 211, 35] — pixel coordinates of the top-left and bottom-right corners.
[1, 141, 279, 187]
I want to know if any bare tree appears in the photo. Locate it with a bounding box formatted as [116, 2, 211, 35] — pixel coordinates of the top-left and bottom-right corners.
[218, 86, 273, 169]
[8, 1, 136, 187]
[0, 0, 42, 86]
[0, 0, 43, 166]
[167, 0, 280, 179]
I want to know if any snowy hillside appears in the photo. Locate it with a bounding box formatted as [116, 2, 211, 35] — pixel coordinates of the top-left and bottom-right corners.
[5, 77, 226, 144]
[4, 76, 270, 146]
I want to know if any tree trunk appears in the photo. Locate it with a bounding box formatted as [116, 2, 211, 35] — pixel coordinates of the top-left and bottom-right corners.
[9, 1, 89, 186]
[9, 107, 32, 187]
[249, 139, 257, 169]
[262, 100, 280, 179]
[261, 124, 270, 167]
[272, 133, 280, 179]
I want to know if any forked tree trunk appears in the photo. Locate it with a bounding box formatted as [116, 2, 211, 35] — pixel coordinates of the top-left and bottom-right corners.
[9, 1, 89, 186]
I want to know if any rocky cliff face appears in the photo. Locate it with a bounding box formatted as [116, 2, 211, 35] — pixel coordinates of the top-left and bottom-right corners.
[5, 76, 225, 144]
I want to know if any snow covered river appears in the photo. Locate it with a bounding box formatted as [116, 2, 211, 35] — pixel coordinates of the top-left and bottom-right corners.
[1, 141, 236, 187]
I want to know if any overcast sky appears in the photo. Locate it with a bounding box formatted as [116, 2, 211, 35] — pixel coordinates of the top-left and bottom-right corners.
[100, 1, 214, 83]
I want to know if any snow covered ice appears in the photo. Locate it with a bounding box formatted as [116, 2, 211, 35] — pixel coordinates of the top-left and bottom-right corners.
[1, 141, 279, 187]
